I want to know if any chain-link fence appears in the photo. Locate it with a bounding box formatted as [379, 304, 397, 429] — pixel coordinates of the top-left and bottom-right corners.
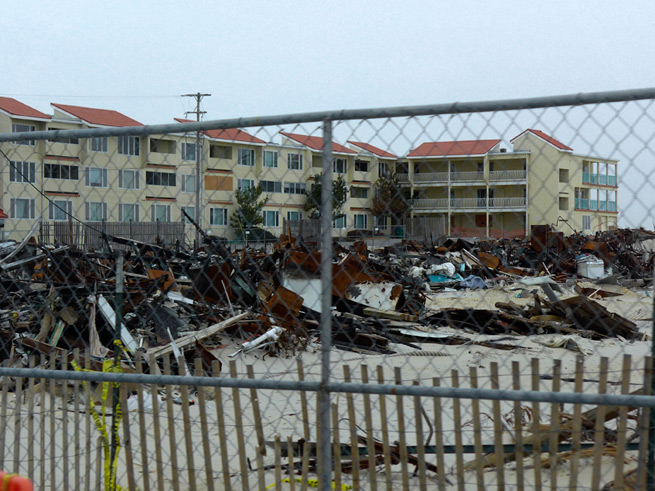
[0, 89, 655, 489]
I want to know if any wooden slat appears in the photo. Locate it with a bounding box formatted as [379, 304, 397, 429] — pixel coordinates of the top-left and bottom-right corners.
[331, 403, 342, 491]
[120, 382, 137, 491]
[298, 360, 310, 491]
[149, 355, 166, 491]
[432, 377, 447, 491]
[178, 359, 197, 490]
[13, 356, 24, 475]
[377, 366, 393, 491]
[27, 355, 37, 482]
[136, 356, 152, 491]
[568, 356, 585, 490]
[194, 358, 215, 491]
[412, 380, 428, 490]
[590, 356, 609, 490]
[490, 362, 505, 490]
[274, 434, 282, 491]
[0, 361, 9, 468]
[612, 354, 632, 488]
[287, 435, 296, 491]
[213, 361, 232, 491]
[469, 366, 485, 490]
[84, 352, 92, 491]
[361, 365, 378, 491]
[247, 364, 267, 490]
[636, 356, 652, 489]
[530, 358, 543, 490]
[511, 361, 524, 491]
[163, 355, 181, 491]
[49, 353, 57, 489]
[548, 359, 562, 490]
[229, 360, 250, 491]
[344, 365, 361, 488]
[451, 369, 465, 490]
[395, 367, 410, 490]
[60, 352, 69, 490]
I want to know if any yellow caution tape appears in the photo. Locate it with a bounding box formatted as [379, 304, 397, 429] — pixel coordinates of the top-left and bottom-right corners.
[71, 342, 127, 491]
[265, 477, 352, 490]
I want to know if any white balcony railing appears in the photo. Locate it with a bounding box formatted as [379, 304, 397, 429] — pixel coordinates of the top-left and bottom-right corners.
[450, 171, 484, 182]
[397, 173, 410, 182]
[489, 197, 527, 208]
[489, 170, 527, 181]
[413, 197, 527, 210]
[414, 172, 449, 183]
[413, 198, 449, 209]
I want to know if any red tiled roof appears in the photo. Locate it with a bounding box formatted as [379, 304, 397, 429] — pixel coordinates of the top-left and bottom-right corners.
[174, 118, 266, 144]
[510, 129, 573, 151]
[408, 139, 501, 157]
[280, 132, 356, 154]
[347, 141, 396, 158]
[0, 97, 50, 119]
[51, 103, 142, 127]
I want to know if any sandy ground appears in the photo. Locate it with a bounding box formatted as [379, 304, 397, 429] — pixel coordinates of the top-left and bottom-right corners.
[0, 282, 652, 489]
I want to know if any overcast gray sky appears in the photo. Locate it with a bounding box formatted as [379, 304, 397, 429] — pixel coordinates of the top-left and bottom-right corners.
[3, 1, 655, 226]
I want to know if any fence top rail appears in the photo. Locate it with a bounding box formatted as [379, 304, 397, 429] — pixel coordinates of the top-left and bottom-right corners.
[1, 366, 654, 408]
[3, 87, 655, 143]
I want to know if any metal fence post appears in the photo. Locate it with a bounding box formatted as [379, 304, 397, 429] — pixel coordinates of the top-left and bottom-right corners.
[319, 120, 334, 490]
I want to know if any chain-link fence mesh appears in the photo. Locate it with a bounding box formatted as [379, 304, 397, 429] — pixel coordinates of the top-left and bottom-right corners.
[0, 90, 654, 489]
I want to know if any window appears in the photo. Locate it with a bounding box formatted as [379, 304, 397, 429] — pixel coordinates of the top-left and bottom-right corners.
[181, 206, 196, 223]
[264, 150, 278, 168]
[181, 174, 196, 193]
[284, 182, 306, 194]
[119, 169, 140, 189]
[90, 137, 108, 152]
[559, 168, 569, 183]
[238, 148, 255, 166]
[12, 123, 35, 146]
[49, 200, 73, 221]
[582, 215, 591, 231]
[119, 203, 139, 222]
[354, 160, 369, 172]
[260, 180, 282, 193]
[151, 204, 171, 222]
[351, 187, 369, 199]
[210, 208, 229, 226]
[237, 178, 255, 190]
[287, 211, 302, 222]
[10, 198, 35, 219]
[354, 214, 368, 230]
[85, 167, 108, 187]
[210, 145, 232, 159]
[86, 202, 108, 221]
[559, 197, 569, 211]
[45, 163, 79, 180]
[47, 128, 79, 144]
[288, 153, 303, 170]
[146, 171, 176, 187]
[333, 215, 347, 229]
[182, 142, 197, 161]
[379, 162, 389, 177]
[263, 210, 279, 227]
[118, 136, 140, 156]
[9, 161, 36, 183]
[150, 138, 175, 154]
[333, 158, 347, 174]
[376, 216, 389, 230]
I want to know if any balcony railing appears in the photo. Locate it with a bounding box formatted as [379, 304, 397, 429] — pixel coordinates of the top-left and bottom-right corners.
[414, 171, 449, 183]
[397, 173, 409, 182]
[413, 198, 448, 209]
[450, 198, 486, 208]
[488, 197, 527, 208]
[608, 175, 617, 186]
[489, 170, 527, 181]
[583, 173, 617, 186]
[576, 198, 617, 212]
[450, 171, 484, 182]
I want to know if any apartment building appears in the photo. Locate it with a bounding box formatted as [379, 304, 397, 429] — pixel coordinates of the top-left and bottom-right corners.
[0, 97, 618, 242]
[402, 129, 618, 237]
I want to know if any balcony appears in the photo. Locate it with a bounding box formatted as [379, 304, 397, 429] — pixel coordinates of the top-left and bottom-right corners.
[489, 170, 527, 182]
[397, 173, 410, 183]
[488, 197, 527, 209]
[413, 198, 448, 210]
[575, 198, 617, 212]
[583, 173, 617, 186]
[414, 171, 448, 183]
[450, 171, 484, 182]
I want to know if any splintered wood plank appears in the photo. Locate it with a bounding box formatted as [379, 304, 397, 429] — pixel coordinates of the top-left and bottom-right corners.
[452, 369, 465, 490]
[469, 366, 485, 490]
[178, 359, 197, 491]
[548, 359, 562, 491]
[412, 380, 428, 490]
[432, 377, 447, 491]
[568, 356, 585, 490]
[636, 357, 652, 490]
[194, 359, 215, 491]
[331, 403, 342, 491]
[361, 366, 378, 491]
[149, 355, 166, 491]
[212, 361, 232, 491]
[163, 355, 181, 491]
[591, 357, 609, 490]
[13, 355, 24, 475]
[136, 356, 152, 491]
[395, 367, 410, 490]
[377, 366, 393, 491]
[247, 364, 266, 490]
[612, 355, 632, 489]
[120, 383, 136, 491]
[274, 435, 282, 491]
[344, 365, 361, 488]
[531, 358, 543, 491]
[287, 435, 296, 491]
[490, 362, 505, 490]
[27, 355, 37, 482]
[84, 353, 92, 491]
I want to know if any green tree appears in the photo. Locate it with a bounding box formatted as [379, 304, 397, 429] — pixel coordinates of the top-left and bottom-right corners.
[230, 185, 269, 237]
[303, 173, 348, 219]
[372, 171, 411, 225]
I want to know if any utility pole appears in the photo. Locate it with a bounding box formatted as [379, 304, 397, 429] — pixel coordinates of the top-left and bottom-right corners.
[183, 92, 211, 250]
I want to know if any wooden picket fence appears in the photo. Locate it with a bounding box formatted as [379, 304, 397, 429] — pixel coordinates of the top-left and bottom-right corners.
[0, 352, 652, 490]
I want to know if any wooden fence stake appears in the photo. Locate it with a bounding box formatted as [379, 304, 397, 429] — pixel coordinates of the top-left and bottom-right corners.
[451, 369, 465, 490]
[590, 356, 609, 490]
[548, 359, 562, 490]
[136, 355, 152, 491]
[432, 377, 447, 491]
[511, 361, 525, 491]
[149, 355, 166, 491]
[247, 364, 266, 490]
[361, 365, 378, 491]
[213, 360, 232, 491]
[490, 362, 505, 490]
[377, 366, 393, 491]
[163, 355, 181, 491]
[194, 358, 215, 491]
[612, 354, 632, 488]
[412, 380, 428, 490]
[469, 366, 485, 490]
[568, 355, 585, 490]
[344, 365, 361, 488]
[395, 367, 410, 489]
[229, 360, 250, 491]
[530, 358, 543, 491]
[331, 403, 342, 491]
[178, 359, 197, 491]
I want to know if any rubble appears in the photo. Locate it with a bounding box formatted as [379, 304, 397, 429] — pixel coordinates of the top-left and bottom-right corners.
[0, 224, 651, 373]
